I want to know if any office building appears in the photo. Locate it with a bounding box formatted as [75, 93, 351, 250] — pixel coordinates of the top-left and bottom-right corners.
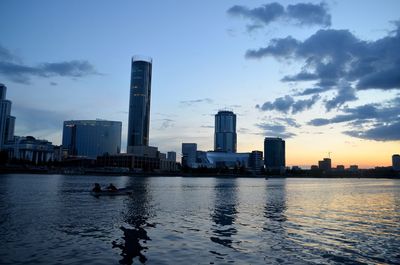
[62, 120, 122, 159]
[206, 151, 250, 168]
[167, 151, 176, 162]
[318, 158, 332, 171]
[127, 56, 152, 151]
[393, 154, 400, 171]
[214, 110, 237, 153]
[264, 137, 285, 169]
[249, 150, 263, 173]
[5, 136, 54, 163]
[182, 143, 197, 168]
[0, 84, 15, 150]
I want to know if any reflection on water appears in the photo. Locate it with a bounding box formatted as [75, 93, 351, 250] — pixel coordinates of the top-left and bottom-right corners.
[113, 178, 155, 264]
[0, 175, 399, 264]
[210, 178, 238, 249]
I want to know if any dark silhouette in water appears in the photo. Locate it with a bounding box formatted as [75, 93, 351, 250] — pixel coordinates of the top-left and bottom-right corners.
[112, 226, 150, 264]
[210, 179, 238, 249]
[113, 178, 155, 264]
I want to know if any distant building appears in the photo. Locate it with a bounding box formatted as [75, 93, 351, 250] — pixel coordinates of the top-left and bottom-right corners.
[128, 145, 158, 158]
[318, 158, 332, 171]
[248, 150, 263, 173]
[336, 165, 345, 171]
[206, 151, 250, 169]
[5, 136, 54, 163]
[310, 165, 319, 170]
[214, 110, 237, 153]
[0, 84, 15, 150]
[392, 154, 400, 171]
[264, 137, 285, 170]
[127, 56, 152, 150]
[182, 143, 197, 168]
[167, 151, 176, 162]
[349, 165, 359, 172]
[62, 120, 122, 159]
[97, 145, 178, 172]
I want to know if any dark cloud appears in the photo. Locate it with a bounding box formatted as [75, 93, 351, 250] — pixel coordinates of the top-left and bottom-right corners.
[324, 82, 358, 111]
[286, 2, 331, 27]
[256, 122, 296, 139]
[0, 44, 100, 84]
[50, 82, 58, 86]
[256, 94, 319, 114]
[294, 87, 331, 96]
[308, 97, 400, 141]
[246, 23, 400, 91]
[200, 125, 214, 129]
[180, 98, 213, 106]
[344, 121, 400, 141]
[155, 118, 175, 130]
[228, 2, 330, 29]
[275, 117, 301, 128]
[255, 116, 300, 139]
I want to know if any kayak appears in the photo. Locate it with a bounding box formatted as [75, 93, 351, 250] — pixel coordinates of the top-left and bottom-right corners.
[90, 188, 133, 196]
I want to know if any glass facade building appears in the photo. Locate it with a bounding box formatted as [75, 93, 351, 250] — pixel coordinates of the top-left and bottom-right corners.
[214, 110, 237, 153]
[0, 84, 15, 150]
[127, 56, 152, 150]
[62, 120, 122, 159]
[264, 137, 285, 169]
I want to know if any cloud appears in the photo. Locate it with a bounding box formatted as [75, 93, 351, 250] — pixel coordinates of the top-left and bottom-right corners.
[324, 82, 358, 111]
[308, 97, 400, 141]
[294, 87, 331, 96]
[227, 2, 331, 29]
[256, 94, 319, 114]
[180, 98, 213, 106]
[245, 23, 400, 91]
[344, 121, 400, 141]
[256, 122, 296, 139]
[0, 44, 100, 84]
[155, 118, 175, 130]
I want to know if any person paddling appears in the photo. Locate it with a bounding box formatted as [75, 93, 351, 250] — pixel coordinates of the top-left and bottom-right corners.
[92, 183, 101, 193]
[106, 183, 117, 191]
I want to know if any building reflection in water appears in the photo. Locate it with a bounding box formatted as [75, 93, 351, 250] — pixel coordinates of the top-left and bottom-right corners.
[264, 179, 287, 228]
[112, 177, 154, 264]
[210, 178, 238, 249]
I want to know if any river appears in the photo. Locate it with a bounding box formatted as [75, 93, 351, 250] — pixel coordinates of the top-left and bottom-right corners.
[0, 174, 399, 264]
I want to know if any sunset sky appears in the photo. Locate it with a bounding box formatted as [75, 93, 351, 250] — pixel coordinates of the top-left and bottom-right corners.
[1, 0, 399, 168]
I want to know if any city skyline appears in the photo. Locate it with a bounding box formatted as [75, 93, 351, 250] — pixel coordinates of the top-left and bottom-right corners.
[1, 0, 400, 168]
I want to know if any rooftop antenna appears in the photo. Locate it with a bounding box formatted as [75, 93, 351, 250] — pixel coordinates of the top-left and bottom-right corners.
[328, 152, 332, 159]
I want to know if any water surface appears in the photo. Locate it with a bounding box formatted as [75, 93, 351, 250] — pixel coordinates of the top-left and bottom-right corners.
[0, 175, 399, 264]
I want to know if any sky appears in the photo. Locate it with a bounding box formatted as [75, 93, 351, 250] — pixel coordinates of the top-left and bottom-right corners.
[0, 0, 399, 168]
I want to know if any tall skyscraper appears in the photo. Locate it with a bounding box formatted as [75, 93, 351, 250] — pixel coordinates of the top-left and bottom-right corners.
[127, 56, 152, 152]
[62, 120, 122, 159]
[0, 84, 15, 150]
[393, 154, 400, 171]
[264, 137, 285, 169]
[214, 110, 237, 153]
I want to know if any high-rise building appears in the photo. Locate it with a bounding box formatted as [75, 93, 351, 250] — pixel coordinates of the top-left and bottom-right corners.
[167, 151, 176, 162]
[393, 154, 400, 171]
[318, 158, 332, 171]
[214, 110, 237, 153]
[127, 56, 152, 152]
[264, 137, 285, 169]
[182, 143, 197, 168]
[0, 84, 15, 150]
[62, 120, 122, 159]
